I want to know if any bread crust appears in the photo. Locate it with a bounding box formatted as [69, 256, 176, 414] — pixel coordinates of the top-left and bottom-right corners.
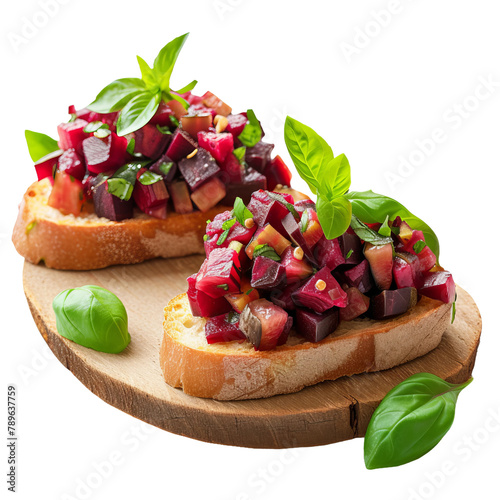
[160, 293, 452, 400]
[12, 179, 231, 270]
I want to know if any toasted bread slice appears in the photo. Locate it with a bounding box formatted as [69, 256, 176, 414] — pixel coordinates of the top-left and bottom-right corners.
[12, 179, 231, 270]
[160, 293, 452, 400]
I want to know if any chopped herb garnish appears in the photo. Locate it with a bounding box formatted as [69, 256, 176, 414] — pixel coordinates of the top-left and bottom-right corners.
[169, 115, 180, 128]
[300, 210, 309, 233]
[232, 197, 253, 226]
[25, 220, 37, 235]
[138, 170, 163, 185]
[94, 128, 111, 139]
[350, 215, 393, 246]
[346, 249, 353, 259]
[238, 109, 262, 148]
[227, 311, 240, 324]
[107, 178, 134, 201]
[156, 124, 172, 135]
[451, 292, 458, 324]
[413, 240, 427, 254]
[391, 226, 401, 236]
[68, 113, 77, 123]
[158, 161, 174, 176]
[378, 215, 392, 237]
[233, 146, 246, 165]
[245, 288, 255, 296]
[216, 284, 229, 291]
[217, 218, 236, 245]
[84, 121, 110, 133]
[126, 137, 136, 155]
[203, 234, 208, 242]
[253, 244, 281, 262]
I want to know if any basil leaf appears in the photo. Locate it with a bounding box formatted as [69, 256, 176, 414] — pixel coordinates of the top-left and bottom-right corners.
[154, 33, 190, 91]
[378, 215, 391, 237]
[364, 373, 473, 469]
[156, 124, 172, 135]
[232, 197, 253, 226]
[175, 79, 198, 94]
[138, 170, 163, 185]
[111, 161, 147, 186]
[346, 249, 353, 259]
[217, 218, 236, 245]
[167, 91, 190, 110]
[238, 109, 262, 148]
[53, 285, 130, 354]
[284, 116, 351, 198]
[350, 215, 393, 246]
[316, 195, 352, 240]
[233, 146, 246, 165]
[158, 161, 174, 176]
[267, 191, 299, 219]
[87, 78, 146, 113]
[116, 91, 161, 136]
[94, 128, 111, 139]
[169, 115, 180, 128]
[253, 244, 281, 262]
[300, 210, 309, 233]
[107, 178, 134, 201]
[216, 284, 229, 291]
[413, 240, 427, 254]
[84, 121, 109, 133]
[136, 56, 158, 90]
[25, 130, 60, 162]
[345, 190, 440, 261]
[126, 138, 136, 156]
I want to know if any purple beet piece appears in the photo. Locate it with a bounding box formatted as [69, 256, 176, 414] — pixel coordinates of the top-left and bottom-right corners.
[418, 271, 456, 303]
[296, 308, 339, 343]
[269, 282, 301, 311]
[150, 154, 177, 183]
[339, 229, 363, 265]
[250, 256, 286, 289]
[186, 274, 232, 318]
[178, 148, 220, 190]
[277, 316, 293, 346]
[58, 148, 86, 181]
[221, 168, 267, 205]
[165, 128, 197, 162]
[369, 287, 418, 320]
[344, 259, 374, 294]
[132, 123, 171, 160]
[225, 113, 248, 137]
[314, 236, 345, 271]
[294, 199, 316, 214]
[246, 141, 274, 172]
[93, 180, 133, 221]
[282, 212, 318, 265]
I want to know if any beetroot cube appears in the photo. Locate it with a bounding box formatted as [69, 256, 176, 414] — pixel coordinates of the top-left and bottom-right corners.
[93, 180, 133, 221]
[168, 180, 193, 214]
[149, 101, 175, 127]
[264, 155, 293, 190]
[191, 177, 227, 212]
[370, 288, 418, 319]
[82, 132, 129, 174]
[220, 150, 244, 183]
[197, 131, 234, 163]
[187, 273, 232, 318]
[226, 113, 248, 137]
[57, 119, 89, 154]
[150, 154, 177, 183]
[269, 282, 301, 311]
[282, 212, 318, 264]
[205, 313, 245, 344]
[133, 123, 171, 160]
[133, 178, 169, 218]
[34, 150, 62, 183]
[248, 190, 294, 239]
[165, 129, 197, 162]
[58, 148, 86, 181]
[221, 168, 267, 206]
[196, 248, 241, 298]
[339, 228, 363, 265]
[178, 148, 220, 190]
[246, 141, 274, 172]
[296, 308, 339, 343]
[339, 287, 370, 321]
[418, 271, 456, 303]
[393, 252, 422, 289]
[315, 236, 345, 271]
[251, 256, 286, 289]
[344, 259, 374, 293]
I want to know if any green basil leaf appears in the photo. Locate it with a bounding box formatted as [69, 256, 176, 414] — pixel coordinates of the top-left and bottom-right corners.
[232, 197, 253, 226]
[52, 285, 130, 353]
[217, 218, 236, 245]
[364, 373, 473, 469]
[346, 249, 353, 259]
[110, 161, 147, 187]
[84, 121, 109, 134]
[154, 33, 190, 91]
[233, 146, 246, 165]
[138, 170, 163, 185]
[156, 124, 172, 135]
[413, 240, 427, 254]
[284, 116, 351, 198]
[238, 109, 262, 148]
[136, 55, 158, 90]
[316, 195, 352, 240]
[169, 115, 180, 128]
[107, 178, 134, 201]
[266, 191, 299, 219]
[87, 78, 146, 113]
[253, 244, 281, 262]
[158, 161, 174, 176]
[378, 215, 391, 237]
[300, 210, 309, 233]
[216, 284, 229, 291]
[116, 91, 161, 136]
[350, 215, 393, 246]
[167, 91, 190, 110]
[345, 190, 440, 261]
[126, 138, 136, 156]
[175, 79, 198, 94]
[25, 130, 60, 162]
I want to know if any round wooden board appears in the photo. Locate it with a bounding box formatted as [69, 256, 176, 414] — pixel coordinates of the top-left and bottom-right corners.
[23, 258, 482, 449]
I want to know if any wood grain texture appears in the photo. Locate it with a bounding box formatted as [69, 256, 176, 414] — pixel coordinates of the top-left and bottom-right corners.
[23, 258, 482, 449]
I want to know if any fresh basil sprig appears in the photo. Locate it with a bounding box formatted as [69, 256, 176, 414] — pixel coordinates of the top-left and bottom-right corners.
[364, 373, 472, 469]
[238, 110, 262, 148]
[350, 215, 393, 246]
[233, 197, 253, 226]
[88, 33, 196, 137]
[25, 130, 60, 162]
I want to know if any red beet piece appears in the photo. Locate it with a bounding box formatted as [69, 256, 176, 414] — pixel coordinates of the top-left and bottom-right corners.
[205, 313, 245, 344]
[57, 119, 89, 154]
[339, 228, 363, 265]
[197, 131, 234, 163]
[269, 282, 301, 311]
[369, 287, 418, 319]
[364, 242, 394, 290]
[339, 287, 370, 321]
[82, 132, 129, 174]
[47, 171, 84, 216]
[219, 150, 244, 183]
[314, 236, 345, 271]
[178, 148, 220, 191]
[165, 129, 197, 162]
[150, 154, 177, 183]
[168, 180, 193, 214]
[264, 155, 292, 190]
[196, 248, 241, 298]
[418, 271, 456, 303]
[34, 150, 62, 183]
[93, 180, 133, 221]
[245, 141, 274, 172]
[132, 123, 171, 160]
[132, 175, 169, 218]
[221, 168, 267, 205]
[344, 259, 374, 293]
[296, 308, 339, 343]
[282, 212, 318, 264]
[181, 113, 213, 138]
[187, 273, 232, 318]
[191, 177, 226, 212]
[58, 148, 86, 181]
[250, 256, 286, 289]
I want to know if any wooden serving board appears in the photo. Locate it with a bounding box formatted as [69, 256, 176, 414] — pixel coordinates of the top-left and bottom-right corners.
[23, 258, 482, 449]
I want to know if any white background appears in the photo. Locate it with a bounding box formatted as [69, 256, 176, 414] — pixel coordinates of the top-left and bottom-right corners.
[1, 1, 499, 499]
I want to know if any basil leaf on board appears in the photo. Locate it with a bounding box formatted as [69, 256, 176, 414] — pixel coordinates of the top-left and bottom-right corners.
[345, 190, 440, 261]
[25, 130, 60, 162]
[154, 33, 190, 91]
[238, 109, 262, 148]
[232, 197, 253, 226]
[253, 244, 281, 262]
[364, 373, 472, 470]
[116, 91, 161, 136]
[378, 215, 391, 237]
[138, 170, 163, 185]
[52, 285, 130, 354]
[316, 195, 352, 240]
[350, 215, 393, 246]
[136, 55, 158, 90]
[87, 78, 146, 113]
[284, 117, 351, 198]
[107, 178, 134, 201]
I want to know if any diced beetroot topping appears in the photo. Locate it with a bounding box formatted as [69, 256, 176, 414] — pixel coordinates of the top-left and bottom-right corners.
[370, 287, 418, 320]
[364, 242, 394, 290]
[93, 180, 133, 221]
[165, 129, 197, 162]
[221, 168, 267, 206]
[393, 252, 422, 289]
[196, 248, 241, 298]
[280, 246, 313, 283]
[149, 101, 175, 127]
[225, 277, 259, 314]
[270, 282, 301, 311]
[150, 154, 177, 183]
[34, 150, 62, 183]
[191, 177, 227, 212]
[246, 141, 274, 172]
[225, 113, 248, 137]
[264, 155, 292, 190]
[339, 228, 363, 264]
[277, 316, 293, 346]
[220, 150, 244, 183]
[296, 308, 339, 343]
[315, 236, 345, 271]
[206, 211, 256, 246]
[250, 256, 286, 289]
[181, 113, 213, 138]
[57, 149, 86, 181]
[48, 171, 85, 217]
[197, 131, 234, 163]
[282, 212, 318, 264]
[57, 119, 89, 154]
[248, 190, 295, 239]
[132, 172, 169, 219]
[187, 274, 232, 318]
[168, 181, 193, 214]
[339, 287, 370, 322]
[245, 223, 292, 259]
[132, 123, 171, 160]
[416, 245, 437, 273]
[201, 91, 232, 116]
[239, 299, 289, 351]
[82, 132, 129, 174]
[292, 267, 347, 313]
[301, 208, 324, 248]
[418, 271, 456, 303]
[166, 99, 188, 120]
[205, 313, 246, 344]
[178, 148, 220, 191]
[181, 92, 203, 105]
